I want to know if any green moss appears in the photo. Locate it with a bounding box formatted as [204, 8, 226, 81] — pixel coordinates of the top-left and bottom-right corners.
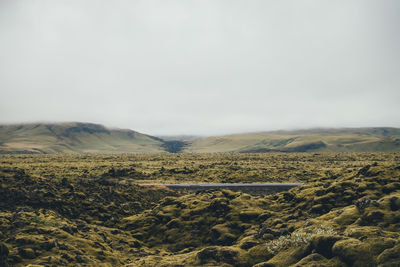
[210, 224, 236, 245]
[310, 234, 342, 258]
[292, 253, 345, 267]
[377, 243, 400, 266]
[237, 244, 272, 266]
[333, 207, 360, 225]
[332, 238, 374, 267]
[196, 246, 240, 266]
[1, 154, 400, 266]
[263, 245, 311, 266]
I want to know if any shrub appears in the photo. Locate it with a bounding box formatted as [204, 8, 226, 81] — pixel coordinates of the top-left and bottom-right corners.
[266, 226, 337, 254]
[355, 197, 371, 213]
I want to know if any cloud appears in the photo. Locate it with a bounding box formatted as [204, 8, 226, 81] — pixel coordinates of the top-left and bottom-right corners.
[0, 0, 399, 135]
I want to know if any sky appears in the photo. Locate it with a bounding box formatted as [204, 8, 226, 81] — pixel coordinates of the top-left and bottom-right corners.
[0, 0, 399, 136]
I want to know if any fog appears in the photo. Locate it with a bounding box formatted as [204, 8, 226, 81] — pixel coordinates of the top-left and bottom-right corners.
[0, 0, 399, 135]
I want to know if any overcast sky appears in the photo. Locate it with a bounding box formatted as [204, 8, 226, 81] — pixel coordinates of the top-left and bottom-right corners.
[0, 0, 399, 135]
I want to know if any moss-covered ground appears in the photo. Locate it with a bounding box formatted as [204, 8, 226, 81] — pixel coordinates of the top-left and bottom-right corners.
[0, 153, 399, 266]
[1, 153, 398, 183]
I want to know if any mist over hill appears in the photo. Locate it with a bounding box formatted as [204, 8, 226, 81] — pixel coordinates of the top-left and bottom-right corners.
[1, 122, 400, 154]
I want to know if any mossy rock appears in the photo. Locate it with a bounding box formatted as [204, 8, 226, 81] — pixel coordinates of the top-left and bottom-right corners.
[382, 183, 400, 194]
[14, 234, 46, 246]
[0, 243, 8, 256]
[263, 245, 311, 267]
[332, 238, 374, 267]
[208, 198, 231, 216]
[314, 192, 336, 205]
[291, 253, 346, 267]
[239, 211, 261, 222]
[333, 207, 360, 225]
[165, 218, 182, 229]
[40, 239, 57, 251]
[389, 196, 400, 211]
[238, 236, 260, 250]
[258, 212, 273, 221]
[377, 243, 400, 266]
[253, 262, 276, 267]
[357, 165, 382, 177]
[160, 196, 180, 206]
[221, 189, 240, 199]
[238, 244, 272, 266]
[344, 226, 383, 239]
[197, 246, 239, 265]
[0, 242, 9, 265]
[310, 203, 332, 214]
[210, 224, 236, 245]
[361, 210, 385, 225]
[18, 247, 36, 259]
[310, 234, 342, 258]
[365, 237, 396, 256]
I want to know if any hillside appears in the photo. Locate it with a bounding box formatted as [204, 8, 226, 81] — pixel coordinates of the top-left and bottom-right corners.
[1, 124, 400, 153]
[184, 128, 400, 153]
[0, 123, 165, 154]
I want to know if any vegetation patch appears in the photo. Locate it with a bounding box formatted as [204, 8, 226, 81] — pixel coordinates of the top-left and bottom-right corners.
[0, 153, 400, 266]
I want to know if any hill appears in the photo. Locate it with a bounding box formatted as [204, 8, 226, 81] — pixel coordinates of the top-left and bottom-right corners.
[0, 122, 165, 154]
[1, 124, 400, 153]
[184, 127, 400, 153]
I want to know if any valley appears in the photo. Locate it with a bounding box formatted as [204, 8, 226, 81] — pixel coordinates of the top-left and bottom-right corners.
[1, 123, 400, 154]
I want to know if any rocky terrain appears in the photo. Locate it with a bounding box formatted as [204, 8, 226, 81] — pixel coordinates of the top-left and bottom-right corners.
[0, 167, 176, 266]
[0, 155, 399, 266]
[123, 162, 400, 266]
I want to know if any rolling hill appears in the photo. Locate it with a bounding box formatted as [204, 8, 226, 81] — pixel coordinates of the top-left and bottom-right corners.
[183, 128, 400, 153]
[1, 123, 400, 153]
[0, 122, 165, 153]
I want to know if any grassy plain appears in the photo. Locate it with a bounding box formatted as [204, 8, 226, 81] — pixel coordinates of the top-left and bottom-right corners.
[0, 153, 400, 266]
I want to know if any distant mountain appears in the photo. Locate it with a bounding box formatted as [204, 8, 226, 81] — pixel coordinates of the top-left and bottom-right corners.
[1, 124, 400, 153]
[183, 127, 400, 153]
[0, 122, 165, 153]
